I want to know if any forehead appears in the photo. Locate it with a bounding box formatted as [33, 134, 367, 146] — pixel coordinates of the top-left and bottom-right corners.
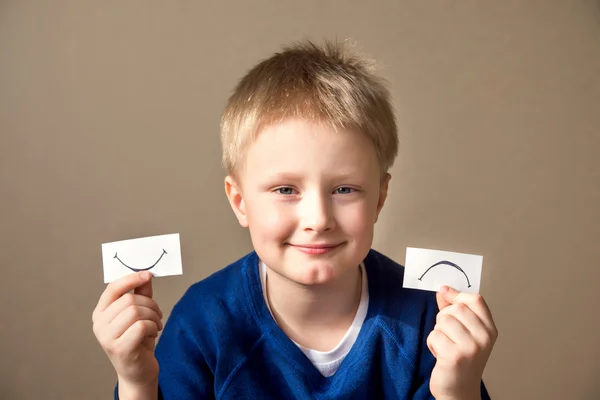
[242, 118, 380, 178]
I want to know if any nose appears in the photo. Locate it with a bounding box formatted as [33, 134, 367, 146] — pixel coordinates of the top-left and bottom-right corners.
[299, 190, 335, 232]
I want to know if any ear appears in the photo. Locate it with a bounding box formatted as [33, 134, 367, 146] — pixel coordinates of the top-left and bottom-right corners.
[224, 175, 249, 228]
[374, 173, 391, 223]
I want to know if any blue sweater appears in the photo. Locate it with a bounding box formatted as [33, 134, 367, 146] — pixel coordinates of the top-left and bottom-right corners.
[116, 249, 490, 399]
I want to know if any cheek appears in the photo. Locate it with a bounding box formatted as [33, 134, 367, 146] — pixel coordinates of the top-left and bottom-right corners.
[247, 200, 295, 240]
[336, 201, 376, 235]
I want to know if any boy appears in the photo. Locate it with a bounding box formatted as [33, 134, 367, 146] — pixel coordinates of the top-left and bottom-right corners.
[93, 40, 497, 399]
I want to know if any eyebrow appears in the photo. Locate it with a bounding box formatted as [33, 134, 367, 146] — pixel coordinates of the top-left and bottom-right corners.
[262, 172, 303, 182]
[262, 171, 365, 183]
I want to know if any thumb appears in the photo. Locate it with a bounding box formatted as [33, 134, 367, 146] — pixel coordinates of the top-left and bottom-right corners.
[142, 335, 157, 351]
[133, 271, 154, 298]
[436, 285, 459, 310]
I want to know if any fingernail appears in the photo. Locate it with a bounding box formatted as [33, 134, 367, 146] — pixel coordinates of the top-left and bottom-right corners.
[141, 271, 151, 280]
[440, 285, 449, 293]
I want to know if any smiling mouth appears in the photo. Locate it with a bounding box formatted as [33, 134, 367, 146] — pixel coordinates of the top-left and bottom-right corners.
[288, 243, 344, 254]
[114, 249, 167, 272]
[292, 244, 340, 248]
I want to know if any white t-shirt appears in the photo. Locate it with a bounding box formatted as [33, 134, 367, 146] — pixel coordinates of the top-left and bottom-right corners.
[260, 261, 369, 377]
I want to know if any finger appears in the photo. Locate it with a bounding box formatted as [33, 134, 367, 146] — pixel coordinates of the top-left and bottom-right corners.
[435, 314, 472, 346]
[461, 294, 497, 337]
[436, 289, 452, 311]
[427, 338, 437, 358]
[437, 303, 482, 332]
[437, 303, 491, 347]
[107, 305, 163, 340]
[117, 320, 159, 354]
[436, 285, 459, 310]
[101, 293, 163, 325]
[134, 277, 153, 298]
[141, 334, 156, 351]
[427, 328, 456, 360]
[94, 272, 153, 315]
[441, 290, 496, 336]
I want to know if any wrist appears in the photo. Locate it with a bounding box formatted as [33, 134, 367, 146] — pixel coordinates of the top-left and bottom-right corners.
[117, 377, 158, 400]
[436, 392, 480, 400]
[453, 395, 480, 400]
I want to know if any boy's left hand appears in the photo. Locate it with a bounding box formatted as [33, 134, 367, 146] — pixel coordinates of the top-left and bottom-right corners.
[427, 286, 498, 400]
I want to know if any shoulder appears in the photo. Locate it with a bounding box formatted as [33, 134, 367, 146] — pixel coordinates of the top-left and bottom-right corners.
[365, 249, 438, 373]
[365, 249, 438, 326]
[174, 251, 258, 314]
[166, 251, 261, 345]
[155, 252, 264, 380]
[180, 251, 256, 304]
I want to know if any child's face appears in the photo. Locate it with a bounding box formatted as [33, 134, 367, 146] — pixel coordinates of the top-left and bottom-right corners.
[225, 118, 390, 286]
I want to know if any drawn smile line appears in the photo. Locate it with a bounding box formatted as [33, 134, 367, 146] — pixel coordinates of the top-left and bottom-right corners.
[114, 249, 167, 272]
[418, 260, 472, 288]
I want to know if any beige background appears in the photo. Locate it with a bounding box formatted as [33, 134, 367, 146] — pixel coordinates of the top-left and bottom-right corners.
[1, 1, 599, 399]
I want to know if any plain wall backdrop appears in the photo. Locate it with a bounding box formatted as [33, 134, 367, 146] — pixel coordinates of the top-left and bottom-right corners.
[1, 1, 599, 399]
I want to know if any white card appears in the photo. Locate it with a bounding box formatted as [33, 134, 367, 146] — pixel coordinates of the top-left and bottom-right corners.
[101, 233, 183, 283]
[403, 247, 483, 293]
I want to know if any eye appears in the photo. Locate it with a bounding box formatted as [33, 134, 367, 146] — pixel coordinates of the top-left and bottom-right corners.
[334, 187, 355, 194]
[275, 187, 297, 195]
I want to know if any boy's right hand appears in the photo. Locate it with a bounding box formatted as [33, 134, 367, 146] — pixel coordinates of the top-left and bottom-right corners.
[92, 271, 163, 392]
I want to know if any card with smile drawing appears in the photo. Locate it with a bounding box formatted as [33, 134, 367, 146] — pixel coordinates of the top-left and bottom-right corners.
[101, 233, 183, 283]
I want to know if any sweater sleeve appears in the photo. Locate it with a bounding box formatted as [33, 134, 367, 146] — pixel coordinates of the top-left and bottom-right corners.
[112, 307, 215, 400]
[481, 380, 492, 399]
[153, 301, 216, 400]
[411, 294, 437, 400]
[113, 383, 164, 400]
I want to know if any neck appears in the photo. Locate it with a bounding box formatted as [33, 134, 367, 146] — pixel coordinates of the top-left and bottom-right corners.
[265, 263, 362, 351]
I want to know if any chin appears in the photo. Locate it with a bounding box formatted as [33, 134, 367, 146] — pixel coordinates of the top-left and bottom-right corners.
[289, 255, 357, 285]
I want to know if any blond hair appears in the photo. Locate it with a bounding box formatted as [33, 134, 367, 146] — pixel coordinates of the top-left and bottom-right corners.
[220, 39, 398, 177]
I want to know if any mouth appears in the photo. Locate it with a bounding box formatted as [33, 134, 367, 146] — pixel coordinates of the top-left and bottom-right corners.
[288, 242, 344, 255]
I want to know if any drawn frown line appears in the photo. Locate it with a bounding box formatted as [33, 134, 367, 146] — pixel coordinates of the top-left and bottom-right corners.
[114, 249, 168, 272]
[418, 260, 471, 288]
